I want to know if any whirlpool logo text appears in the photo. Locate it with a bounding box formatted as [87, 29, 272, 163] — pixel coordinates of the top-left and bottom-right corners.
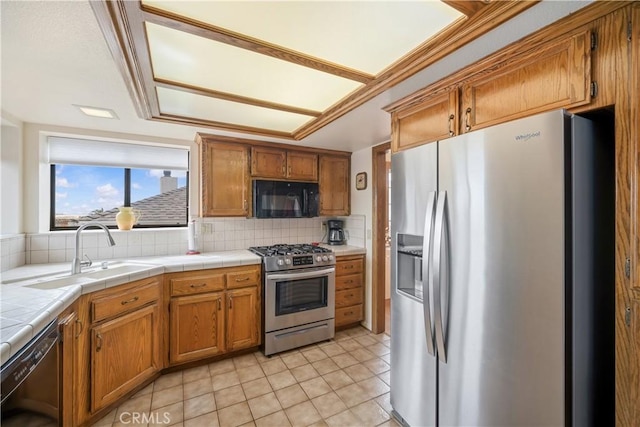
[514, 131, 541, 142]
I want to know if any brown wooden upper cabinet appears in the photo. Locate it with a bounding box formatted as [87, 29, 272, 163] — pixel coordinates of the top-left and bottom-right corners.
[461, 30, 592, 132]
[319, 154, 350, 216]
[251, 146, 318, 181]
[197, 134, 351, 217]
[390, 90, 459, 152]
[386, 30, 593, 152]
[199, 140, 251, 217]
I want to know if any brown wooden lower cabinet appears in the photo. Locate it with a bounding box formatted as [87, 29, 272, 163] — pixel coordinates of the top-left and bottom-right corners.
[170, 292, 225, 364]
[91, 303, 161, 412]
[71, 276, 163, 425]
[64, 266, 262, 425]
[166, 265, 261, 366]
[226, 286, 260, 352]
[335, 254, 365, 328]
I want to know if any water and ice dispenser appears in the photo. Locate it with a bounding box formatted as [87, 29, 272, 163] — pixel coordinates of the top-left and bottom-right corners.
[396, 234, 424, 300]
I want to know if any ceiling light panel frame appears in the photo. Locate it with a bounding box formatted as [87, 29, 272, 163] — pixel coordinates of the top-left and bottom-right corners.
[145, 22, 365, 114]
[141, 0, 463, 76]
[91, 0, 539, 140]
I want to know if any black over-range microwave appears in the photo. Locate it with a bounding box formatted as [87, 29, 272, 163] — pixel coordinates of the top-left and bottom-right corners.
[253, 180, 319, 218]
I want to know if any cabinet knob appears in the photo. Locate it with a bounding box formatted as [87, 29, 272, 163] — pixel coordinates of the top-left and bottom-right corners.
[235, 276, 250, 282]
[229, 295, 233, 309]
[217, 297, 222, 311]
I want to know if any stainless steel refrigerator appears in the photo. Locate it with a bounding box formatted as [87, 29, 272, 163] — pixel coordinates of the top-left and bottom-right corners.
[390, 109, 614, 427]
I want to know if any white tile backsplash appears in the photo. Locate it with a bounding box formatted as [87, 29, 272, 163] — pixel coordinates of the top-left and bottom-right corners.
[12, 216, 362, 269]
[0, 235, 26, 272]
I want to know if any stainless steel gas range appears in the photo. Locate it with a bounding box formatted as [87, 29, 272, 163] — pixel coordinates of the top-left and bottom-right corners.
[249, 244, 335, 356]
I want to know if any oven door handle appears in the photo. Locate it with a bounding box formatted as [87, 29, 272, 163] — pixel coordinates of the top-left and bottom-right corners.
[267, 267, 335, 281]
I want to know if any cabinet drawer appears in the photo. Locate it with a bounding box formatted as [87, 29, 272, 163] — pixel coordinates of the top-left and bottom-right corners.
[336, 288, 363, 308]
[170, 273, 225, 296]
[336, 258, 363, 276]
[335, 305, 363, 326]
[92, 280, 159, 323]
[336, 273, 362, 291]
[226, 268, 261, 289]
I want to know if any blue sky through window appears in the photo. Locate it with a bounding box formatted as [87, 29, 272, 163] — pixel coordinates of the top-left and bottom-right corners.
[54, 165, 186, 216]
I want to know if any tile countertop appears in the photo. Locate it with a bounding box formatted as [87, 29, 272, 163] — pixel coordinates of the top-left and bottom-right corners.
[0, 245, 365, 365]
[0, 250, 261, 365]
[319, 244, 366, 256]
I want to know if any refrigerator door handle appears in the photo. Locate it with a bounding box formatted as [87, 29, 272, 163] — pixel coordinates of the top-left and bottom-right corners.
[433, 190, 449, 363]
[422, 191, 437, 356]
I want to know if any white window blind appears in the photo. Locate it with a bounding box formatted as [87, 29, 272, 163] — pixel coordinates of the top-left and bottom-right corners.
[48, 136, 189, 170]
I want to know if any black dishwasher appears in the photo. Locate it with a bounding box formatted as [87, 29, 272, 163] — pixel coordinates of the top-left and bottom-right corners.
[1, 319, 59, 426]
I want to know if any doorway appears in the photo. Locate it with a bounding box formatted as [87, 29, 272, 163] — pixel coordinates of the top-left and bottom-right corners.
[372, 142, 391, 335]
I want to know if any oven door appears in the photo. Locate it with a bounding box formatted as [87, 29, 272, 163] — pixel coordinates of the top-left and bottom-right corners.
[265, 267, 335, 332]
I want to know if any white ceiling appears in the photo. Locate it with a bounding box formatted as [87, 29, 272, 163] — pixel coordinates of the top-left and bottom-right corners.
[1, 1, 592, 153]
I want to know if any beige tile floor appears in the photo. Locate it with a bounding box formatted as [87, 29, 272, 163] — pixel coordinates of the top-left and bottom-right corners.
[92, 326, 399, 427]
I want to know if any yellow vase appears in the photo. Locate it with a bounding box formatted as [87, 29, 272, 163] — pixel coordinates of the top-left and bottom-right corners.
[116, 207, 140, 230]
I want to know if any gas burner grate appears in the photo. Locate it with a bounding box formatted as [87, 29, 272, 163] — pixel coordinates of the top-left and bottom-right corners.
[249, 244, 332, 257]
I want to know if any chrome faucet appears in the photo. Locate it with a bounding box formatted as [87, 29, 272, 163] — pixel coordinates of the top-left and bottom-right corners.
[71, 222, 116, 275]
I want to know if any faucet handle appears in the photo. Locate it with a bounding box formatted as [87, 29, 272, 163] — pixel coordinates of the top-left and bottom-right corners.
[81, 254, 93, 268]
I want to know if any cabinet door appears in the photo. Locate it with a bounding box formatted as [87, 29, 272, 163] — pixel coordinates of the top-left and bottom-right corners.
[391, 90, 459, 152]
[461, 30, 591, 132]
[287, 151, 318, 181]
[201, 141, 250, 217]
[91, 304, 160, 412]
[170, 292, 225, 364]
[226, 287, 259, 351]
[319, 155, 350, 216]
[59, 311, 78, 427]
[251, 146, 286, 178]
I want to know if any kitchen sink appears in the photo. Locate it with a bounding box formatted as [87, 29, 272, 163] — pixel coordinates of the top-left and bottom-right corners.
[81, 262, 153, 279]
[23, 261, 156, 290]
[25, 275, 93, 290]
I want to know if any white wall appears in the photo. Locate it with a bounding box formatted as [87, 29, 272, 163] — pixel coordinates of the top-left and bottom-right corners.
[350, 146, 374, 329]
[1, 112, 24, 235]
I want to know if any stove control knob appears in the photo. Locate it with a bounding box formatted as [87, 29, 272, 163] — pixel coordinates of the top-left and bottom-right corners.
[316, 255, 322, 262]
[285, 258, 292, 265]
[277, 259, 284, 266]
[328, 255, 334, 261]
[322, 255, 328, 262]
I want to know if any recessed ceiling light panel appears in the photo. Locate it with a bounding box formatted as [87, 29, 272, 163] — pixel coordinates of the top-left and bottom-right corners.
[74, 104, 119, 119]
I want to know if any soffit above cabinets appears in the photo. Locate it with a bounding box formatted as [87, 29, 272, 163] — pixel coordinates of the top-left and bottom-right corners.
[91, 1, 537, 141]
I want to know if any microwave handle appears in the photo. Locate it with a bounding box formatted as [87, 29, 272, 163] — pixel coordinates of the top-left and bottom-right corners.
[302, 188, 309, 216]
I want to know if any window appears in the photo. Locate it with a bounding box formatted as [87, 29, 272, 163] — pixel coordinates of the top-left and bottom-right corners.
[49, 137, 189, 230]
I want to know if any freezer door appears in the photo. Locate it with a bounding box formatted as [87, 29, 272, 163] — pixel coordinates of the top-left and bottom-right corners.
[390, 142, 438, 427]
[437, 110, 566, 426]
